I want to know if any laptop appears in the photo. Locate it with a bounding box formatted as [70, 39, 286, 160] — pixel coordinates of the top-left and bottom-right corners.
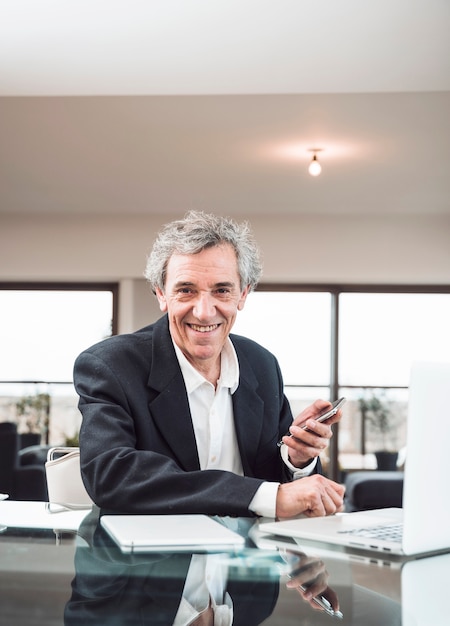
[259, 361, 450, 558]
[100, 514, 245, 554]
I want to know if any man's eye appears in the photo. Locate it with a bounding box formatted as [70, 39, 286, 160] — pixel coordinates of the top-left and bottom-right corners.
[216, 288, 231, 296]
[177, 288, 193, 295]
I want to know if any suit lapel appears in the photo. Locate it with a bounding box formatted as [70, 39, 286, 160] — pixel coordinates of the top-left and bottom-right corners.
[232, 349, 264, 477]
[146, 316, 200, 472]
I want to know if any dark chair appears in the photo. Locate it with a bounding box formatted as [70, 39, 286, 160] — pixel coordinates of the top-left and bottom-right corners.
[344, 470, 404, 512]
[19, 444, 52, 466]
[0, 422, 17, 433]
[0, 423, 19, 495]
[0, 422, 48, 500]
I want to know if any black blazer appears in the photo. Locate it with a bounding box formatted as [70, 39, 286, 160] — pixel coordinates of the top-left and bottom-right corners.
[74, 315, 318, 516]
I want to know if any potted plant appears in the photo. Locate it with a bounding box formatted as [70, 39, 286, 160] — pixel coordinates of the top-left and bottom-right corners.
[358, 392, 400, 470]
[64, 431, 80, 447]
[15, 392, 50, 447]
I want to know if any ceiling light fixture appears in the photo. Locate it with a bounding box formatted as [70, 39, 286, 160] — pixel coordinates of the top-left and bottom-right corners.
[308, 149, 322, 177]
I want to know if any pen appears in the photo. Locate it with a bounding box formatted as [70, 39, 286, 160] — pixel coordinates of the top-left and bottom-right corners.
[299, 587, 343, 619]
[277, 429, 296, 447]
[277, 420, 315, 447]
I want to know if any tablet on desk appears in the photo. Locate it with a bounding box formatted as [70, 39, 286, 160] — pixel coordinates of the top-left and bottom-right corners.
[100, 514, 246, 553]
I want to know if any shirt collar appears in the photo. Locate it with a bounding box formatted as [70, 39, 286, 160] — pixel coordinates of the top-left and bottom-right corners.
[173, 337, 239, 395]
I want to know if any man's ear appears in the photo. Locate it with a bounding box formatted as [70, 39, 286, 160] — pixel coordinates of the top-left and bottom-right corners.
[237, 286, 250, 311]
[155, 287, 168, 312]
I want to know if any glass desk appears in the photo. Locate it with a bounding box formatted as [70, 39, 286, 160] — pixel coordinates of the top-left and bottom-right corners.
[0, 502, 447, 625]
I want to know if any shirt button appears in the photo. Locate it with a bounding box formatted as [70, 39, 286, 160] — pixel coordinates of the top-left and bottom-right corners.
[211, 456, 216, 463]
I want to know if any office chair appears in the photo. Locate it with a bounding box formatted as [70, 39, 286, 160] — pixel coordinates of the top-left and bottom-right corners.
[0, 422, 48, 500]
[45, 447, 93, 509]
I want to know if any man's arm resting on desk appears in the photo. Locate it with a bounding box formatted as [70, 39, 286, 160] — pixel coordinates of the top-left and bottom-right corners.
[249, 454, 318, 518]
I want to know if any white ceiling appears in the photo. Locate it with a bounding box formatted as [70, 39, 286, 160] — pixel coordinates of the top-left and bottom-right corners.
[1, 0, 449, 217]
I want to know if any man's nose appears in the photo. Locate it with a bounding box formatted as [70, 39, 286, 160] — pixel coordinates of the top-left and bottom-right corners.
[193, 293, 216, 319]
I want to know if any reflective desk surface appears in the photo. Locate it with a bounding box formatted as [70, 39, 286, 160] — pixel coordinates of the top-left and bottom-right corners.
[0, 501, 448, 626]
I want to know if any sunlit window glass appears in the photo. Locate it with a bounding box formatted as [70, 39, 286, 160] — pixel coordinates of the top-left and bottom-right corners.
[339, 293, 450, 387]
[0, 290, 113, 382]
[0, 288, 114, 445]
[232, 291, 331, 386]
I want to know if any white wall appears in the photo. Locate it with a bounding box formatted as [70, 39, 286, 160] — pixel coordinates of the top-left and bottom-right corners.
[1, 212, 449, 332]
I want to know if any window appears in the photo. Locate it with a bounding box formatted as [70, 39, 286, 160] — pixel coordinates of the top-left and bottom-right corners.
[339, 292, 450, 387]
[232, 290, 331, 415]
[0, 284, 117, 444]
[233, 285, 450, 478]
[233, 291, 331, 386]
[338, 291, 450, 471]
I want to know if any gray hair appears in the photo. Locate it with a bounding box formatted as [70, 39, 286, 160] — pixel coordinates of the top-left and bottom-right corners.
[144, 211, 263, 293]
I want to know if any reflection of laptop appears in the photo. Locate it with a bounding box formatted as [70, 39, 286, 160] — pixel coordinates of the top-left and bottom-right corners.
[260, 361, 450, 558]
[100, 514, 245, 554]
[251, 518, 406, 569]
[401, 552, 450, 625]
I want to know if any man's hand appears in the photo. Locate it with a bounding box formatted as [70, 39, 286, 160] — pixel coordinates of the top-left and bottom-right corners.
[281, 399, 344, 468]
[285, 554, 340, 615]
[275, 474, 345, 519]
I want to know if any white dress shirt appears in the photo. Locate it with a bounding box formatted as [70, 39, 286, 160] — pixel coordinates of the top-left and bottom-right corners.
[173, 554, 233, 626]
[173, 338, 316, 519]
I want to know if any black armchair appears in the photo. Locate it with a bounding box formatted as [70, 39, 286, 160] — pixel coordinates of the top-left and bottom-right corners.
[344, 470, 404, 512]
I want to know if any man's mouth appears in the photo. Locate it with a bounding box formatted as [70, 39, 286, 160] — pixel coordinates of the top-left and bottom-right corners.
[188, 323, 219, 333]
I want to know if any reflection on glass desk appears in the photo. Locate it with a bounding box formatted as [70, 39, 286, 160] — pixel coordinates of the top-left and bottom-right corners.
[0, 501, 448, 625]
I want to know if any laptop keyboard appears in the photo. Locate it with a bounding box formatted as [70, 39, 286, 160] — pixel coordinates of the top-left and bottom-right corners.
[338, 523, 403, 543]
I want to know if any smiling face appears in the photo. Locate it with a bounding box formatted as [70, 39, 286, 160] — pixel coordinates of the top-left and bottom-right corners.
[155, 244, 249, 380]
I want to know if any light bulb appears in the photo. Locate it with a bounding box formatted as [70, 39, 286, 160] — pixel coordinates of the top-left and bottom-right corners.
[308, 155, 322, 176]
